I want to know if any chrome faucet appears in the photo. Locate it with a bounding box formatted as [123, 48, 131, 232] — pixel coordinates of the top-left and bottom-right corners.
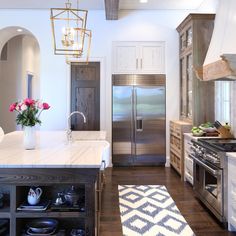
[67, 111, 86, 141]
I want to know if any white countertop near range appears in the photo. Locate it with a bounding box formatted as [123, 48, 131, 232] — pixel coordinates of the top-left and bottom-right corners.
[184, 133, 236, 158]
[184, 133, 220, 140]
[0, 131, 109, 168]
[227, 153, 236, 159]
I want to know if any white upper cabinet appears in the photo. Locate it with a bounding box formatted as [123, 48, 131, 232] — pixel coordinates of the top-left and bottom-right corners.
[112, 42, 165, 74]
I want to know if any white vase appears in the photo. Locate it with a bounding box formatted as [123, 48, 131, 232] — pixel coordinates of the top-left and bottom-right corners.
[24, 126, 36, 150]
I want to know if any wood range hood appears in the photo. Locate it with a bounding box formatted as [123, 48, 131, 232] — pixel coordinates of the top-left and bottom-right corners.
[196, 0, 236, 81]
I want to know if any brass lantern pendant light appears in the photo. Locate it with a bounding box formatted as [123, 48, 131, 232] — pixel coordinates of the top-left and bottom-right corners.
[50, 0, 92, 63]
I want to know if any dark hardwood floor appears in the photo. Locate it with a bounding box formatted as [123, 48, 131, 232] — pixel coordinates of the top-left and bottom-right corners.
[100, 167, 236, 236]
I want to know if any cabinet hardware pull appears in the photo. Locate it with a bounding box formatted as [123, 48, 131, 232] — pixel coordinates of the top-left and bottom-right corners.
[136, 58, 138, 69]
[102, 160, 106, 170]
[140, 58, 142, 69]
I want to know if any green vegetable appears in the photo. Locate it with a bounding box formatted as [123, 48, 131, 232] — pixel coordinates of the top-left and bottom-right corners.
[200, 122, 214, 128]
[191, 127, 203, 133]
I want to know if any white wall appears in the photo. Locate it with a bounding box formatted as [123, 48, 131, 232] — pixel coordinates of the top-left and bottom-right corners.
[0, 34, 40, 133]
[0, 36, 22, 133]
[22, 35, 40, 100]
[0, 8, 217, 163]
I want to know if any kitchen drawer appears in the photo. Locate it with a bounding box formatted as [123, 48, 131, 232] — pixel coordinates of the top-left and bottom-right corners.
[170, 151, 181, 174]
[229, 159, 236, 179]
[170, 122, 182, 138]
[185, 141, 193, 154]
[231, 190, 236, 211]
[185, 171, 193, 185]
[231, 180, 236, 194]
[170, 144, 181, 156]
[228, 163, 236, 230]
[170, 135, 181, 150]
[185, 156, 193, 175]
[185, 150, 193, 158]
[230, 215, 236, 230]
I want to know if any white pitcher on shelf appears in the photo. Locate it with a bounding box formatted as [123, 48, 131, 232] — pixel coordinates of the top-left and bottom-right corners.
[27, 187, 43, 205]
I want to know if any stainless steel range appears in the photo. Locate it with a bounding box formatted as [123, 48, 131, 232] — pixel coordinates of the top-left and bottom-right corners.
[191, 138, 236, 224]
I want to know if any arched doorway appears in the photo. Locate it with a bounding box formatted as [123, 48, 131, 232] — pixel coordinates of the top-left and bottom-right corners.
[0, 26, 40, 133]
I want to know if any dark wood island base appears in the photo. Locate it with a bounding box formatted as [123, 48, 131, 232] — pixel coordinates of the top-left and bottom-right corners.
[0, 168, 103, 236]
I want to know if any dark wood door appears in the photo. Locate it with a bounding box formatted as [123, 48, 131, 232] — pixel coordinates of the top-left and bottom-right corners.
[71, 62, 100, 130]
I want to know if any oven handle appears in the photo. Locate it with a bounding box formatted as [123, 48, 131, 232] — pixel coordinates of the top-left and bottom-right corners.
[190, 154, 219, 176]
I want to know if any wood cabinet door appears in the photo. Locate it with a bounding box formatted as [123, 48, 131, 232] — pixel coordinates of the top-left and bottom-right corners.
[71, 62, 100, 130]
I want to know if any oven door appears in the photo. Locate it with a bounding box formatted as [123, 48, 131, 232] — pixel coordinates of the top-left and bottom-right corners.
[191, 154, 223, 220]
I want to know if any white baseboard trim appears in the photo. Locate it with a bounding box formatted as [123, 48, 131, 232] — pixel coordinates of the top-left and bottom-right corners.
[165, 155, 170, 167]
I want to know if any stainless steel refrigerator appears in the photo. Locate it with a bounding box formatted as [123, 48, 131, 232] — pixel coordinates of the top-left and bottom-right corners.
[112, 74, 166, 166]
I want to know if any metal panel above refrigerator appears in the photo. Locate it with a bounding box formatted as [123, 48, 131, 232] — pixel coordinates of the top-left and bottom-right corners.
[112, 74, 166, 166]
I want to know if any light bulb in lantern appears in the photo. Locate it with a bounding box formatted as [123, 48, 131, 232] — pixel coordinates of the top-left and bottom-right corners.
[61, 27, 75, 47]
[73, 42, 83, 50]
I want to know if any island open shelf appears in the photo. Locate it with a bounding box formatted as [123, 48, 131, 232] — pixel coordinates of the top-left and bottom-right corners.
[0, 168, 102, 236]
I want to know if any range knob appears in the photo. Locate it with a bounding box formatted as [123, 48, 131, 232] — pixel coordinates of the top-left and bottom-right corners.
[196, 148, 203, 155]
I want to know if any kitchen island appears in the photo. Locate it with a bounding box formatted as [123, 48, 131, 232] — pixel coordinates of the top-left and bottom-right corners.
[0, 131, 109, 236]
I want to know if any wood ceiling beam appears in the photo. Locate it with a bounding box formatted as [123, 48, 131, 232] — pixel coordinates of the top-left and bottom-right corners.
[104, 0, 119, 20]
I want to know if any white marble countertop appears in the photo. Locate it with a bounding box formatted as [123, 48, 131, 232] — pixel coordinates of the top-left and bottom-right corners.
[0, 131, 109, 168]
[71, 130, 106, 140]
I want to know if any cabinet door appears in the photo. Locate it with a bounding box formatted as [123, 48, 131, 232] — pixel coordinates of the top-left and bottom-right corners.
[186, 53, 193, 119]
[140, 42, 165, 73]
[186, 26, 193, 48]
[113, 43, 138, 73]
[180, 57, 187, 118]
[113, 42, 165, 74]
[71, 63, 100, 130]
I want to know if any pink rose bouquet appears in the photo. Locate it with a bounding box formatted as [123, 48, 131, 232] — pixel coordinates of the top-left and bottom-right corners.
[9, 98, 50, 127]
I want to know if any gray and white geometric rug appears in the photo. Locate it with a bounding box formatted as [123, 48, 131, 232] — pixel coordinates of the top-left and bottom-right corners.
[118, 185, 195, 236]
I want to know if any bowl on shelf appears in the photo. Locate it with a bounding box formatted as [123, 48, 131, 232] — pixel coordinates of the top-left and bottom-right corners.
[199, 126, 216, 133]
[70, 229, 85, 236]
[191, 131, 205, 137]
[26, 219, 58, 234]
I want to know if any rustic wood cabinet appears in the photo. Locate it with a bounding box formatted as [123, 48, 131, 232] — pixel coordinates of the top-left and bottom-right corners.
[112, 41, 165, 74]
[177, 14, 215, 125]
[170, 120, 192, 178]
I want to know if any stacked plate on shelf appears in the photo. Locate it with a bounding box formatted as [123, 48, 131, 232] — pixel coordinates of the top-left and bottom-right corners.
[17, 200, 50, 211]
[25, 219, 58, 236]
[0, 193, 4, 208]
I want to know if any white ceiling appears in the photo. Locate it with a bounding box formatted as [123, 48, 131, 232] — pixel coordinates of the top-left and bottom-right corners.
[119, 0, 206, 10]
[0, 0, 206, 10]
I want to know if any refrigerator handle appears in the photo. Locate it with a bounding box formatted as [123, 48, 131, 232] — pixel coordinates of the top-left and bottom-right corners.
[136, 116, 143, 132]
[131, 88, 135, 155]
